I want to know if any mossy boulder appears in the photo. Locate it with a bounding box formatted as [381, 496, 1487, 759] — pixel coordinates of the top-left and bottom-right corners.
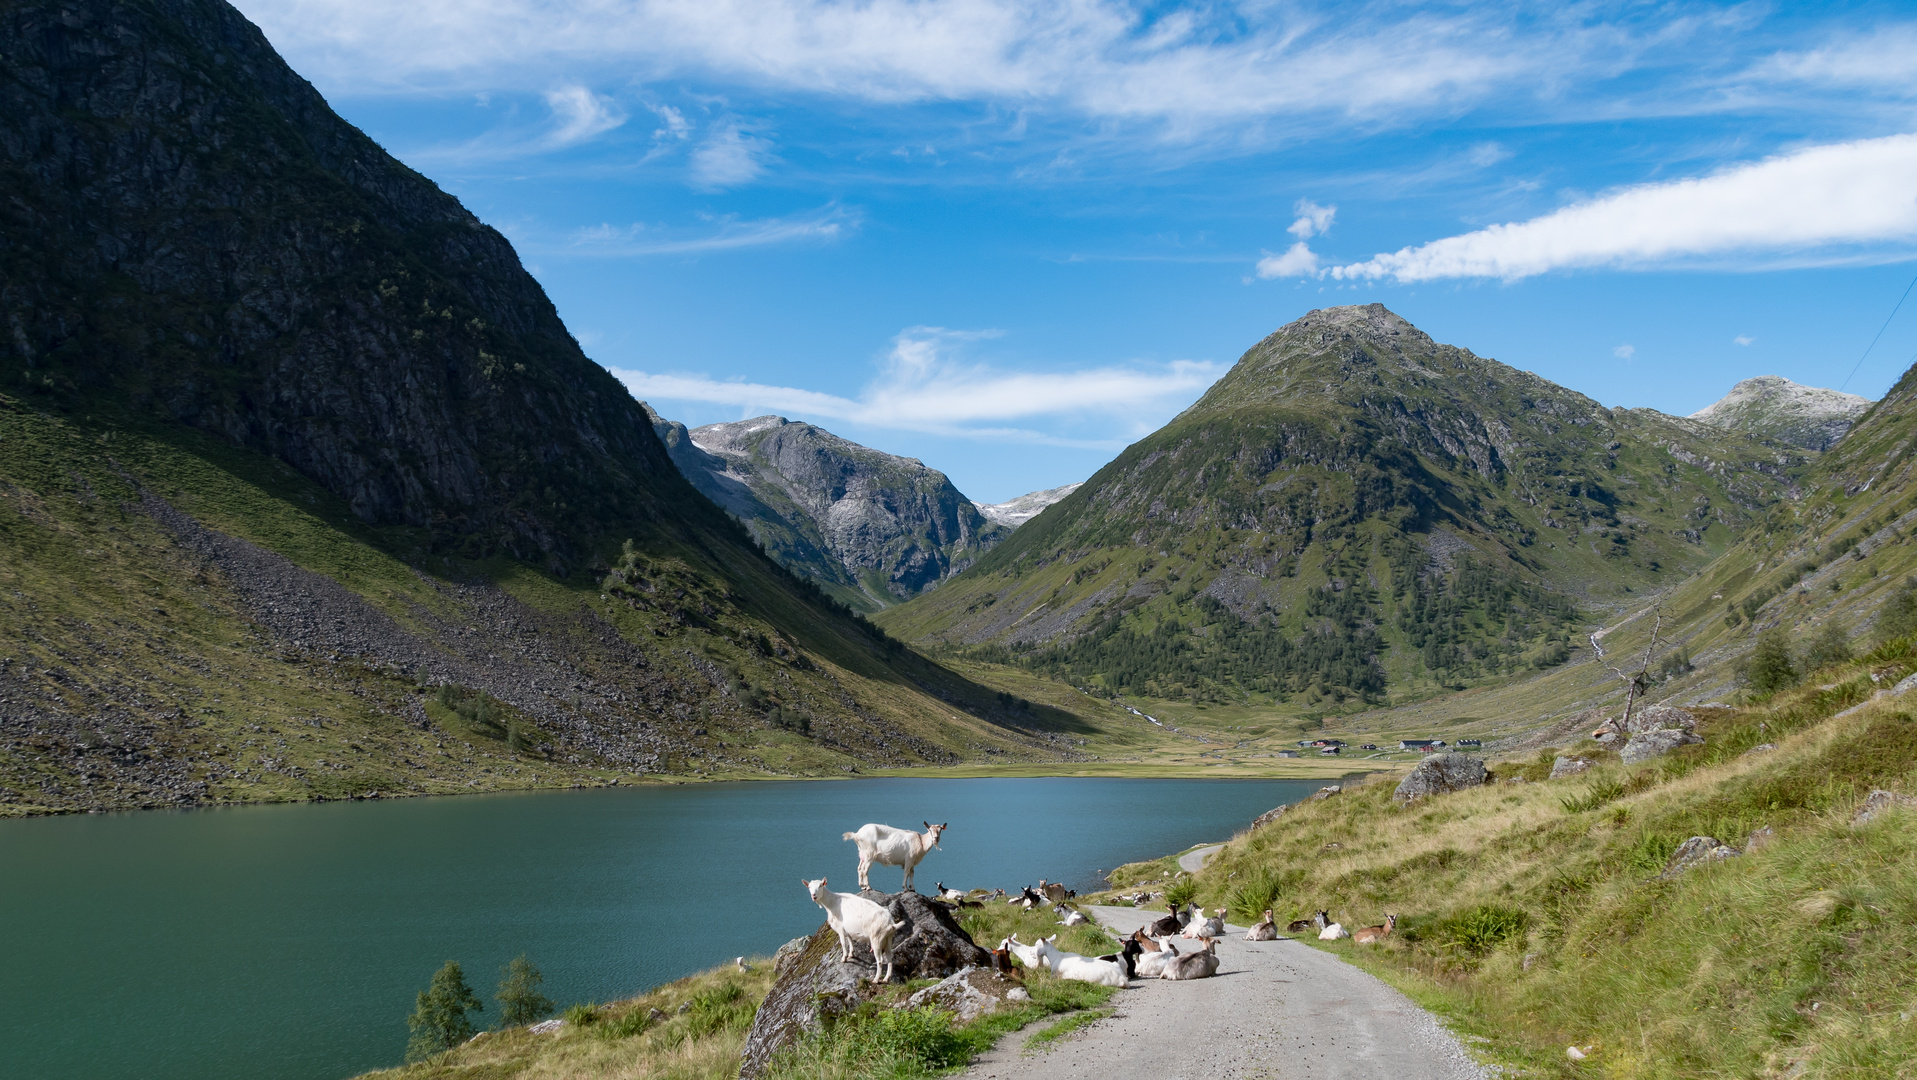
[738, 891, 989, 1078]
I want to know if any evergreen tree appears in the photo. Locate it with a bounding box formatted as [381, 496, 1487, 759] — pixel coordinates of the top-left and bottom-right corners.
[1746, 627, 1798, 696]
[495, 954, 555, 1028]
[406, 960, 483, 1062]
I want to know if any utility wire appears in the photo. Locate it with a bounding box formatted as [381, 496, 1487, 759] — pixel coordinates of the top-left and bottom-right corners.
[1841, 270, 1917, 392]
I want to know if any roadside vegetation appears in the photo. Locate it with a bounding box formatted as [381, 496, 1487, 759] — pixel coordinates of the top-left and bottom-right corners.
[1134, 632, 1917, 1078]
[356, 900, 1117, 1080]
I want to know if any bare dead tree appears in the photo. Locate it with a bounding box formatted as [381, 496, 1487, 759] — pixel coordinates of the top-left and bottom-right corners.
[1594, 605, 1665, 728]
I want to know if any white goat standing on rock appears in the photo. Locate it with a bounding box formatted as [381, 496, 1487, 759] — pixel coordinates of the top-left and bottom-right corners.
[804, 877, 909, 982]
[843, 821, 945, 892]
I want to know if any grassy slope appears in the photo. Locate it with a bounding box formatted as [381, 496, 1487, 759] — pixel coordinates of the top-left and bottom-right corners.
[878, 306, 1792, 727]
[1105, 642, 1917, 1079]
[0, 402, 1109, 814]
[353, 902, 1118, 1080]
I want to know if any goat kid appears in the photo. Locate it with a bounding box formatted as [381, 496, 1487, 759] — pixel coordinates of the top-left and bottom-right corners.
[1035, 935, 1129, 988]
[804, 877, 910, 981]
[842, 822, 946, 892]
[1353, 914, 1398, 944]
[1055, 903, 1089, 926]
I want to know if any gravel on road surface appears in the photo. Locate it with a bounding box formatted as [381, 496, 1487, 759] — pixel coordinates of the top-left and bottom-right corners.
[963, 905, 1488, 1080]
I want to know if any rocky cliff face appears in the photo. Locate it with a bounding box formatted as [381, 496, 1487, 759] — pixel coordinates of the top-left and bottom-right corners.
[0, 0, 679, 562]
[977, 483, 1083, 528]
[652, 413, 1005, 608]
[1690, 376, 1871, 452]
[0, 0, 1078, 813]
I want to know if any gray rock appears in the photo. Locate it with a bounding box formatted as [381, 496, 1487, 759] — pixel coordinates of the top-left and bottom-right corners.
[1743, 743, 1777, 756]
[903, 966, 1021, 1023]
[1394, 754, 1488, 803]
[1662, 836, 1740, 877]
[1549, 756, 1594, 779]
[1852, 789, 1917, 826]
[738, 891, 990, 1078]
[1628, 705, 1696, 734]
[1893, 673, 1917, 696]
[1621, 727, 1704, 764]
[1252, 803, 1291, 828]
[649, 410, 1007, 606]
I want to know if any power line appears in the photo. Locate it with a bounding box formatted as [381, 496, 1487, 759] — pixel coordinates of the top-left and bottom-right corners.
[1841, 270, 1917, 392]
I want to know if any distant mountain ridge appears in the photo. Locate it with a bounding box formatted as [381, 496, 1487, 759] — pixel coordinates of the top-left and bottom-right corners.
[977, 483, 1083, 528]
[881, 304, 1801, 707]
[643, 409, 1005, 609]
[1690, 375, 1871, 451]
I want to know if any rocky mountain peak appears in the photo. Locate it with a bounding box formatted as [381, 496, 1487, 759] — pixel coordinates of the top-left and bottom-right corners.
[1690, 375, 1871, 451]
[1276, 303, 1437, 353]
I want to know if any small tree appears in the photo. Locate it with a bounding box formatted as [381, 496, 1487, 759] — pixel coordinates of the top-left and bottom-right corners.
[1878, 579, 1917, 642]
[1801, 622, 1853, 672]
[495, 954, 555, 1028]
[1746, 627, 1799, 695]
[406, 960, 483, 1062]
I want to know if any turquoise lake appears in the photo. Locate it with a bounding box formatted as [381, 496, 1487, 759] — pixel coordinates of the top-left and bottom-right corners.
[1, 776, 1328, 1080]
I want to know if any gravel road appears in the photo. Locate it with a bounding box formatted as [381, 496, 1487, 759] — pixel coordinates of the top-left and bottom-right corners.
[964, 906, 1488, 1080]
[1177, 844, 1225, 873]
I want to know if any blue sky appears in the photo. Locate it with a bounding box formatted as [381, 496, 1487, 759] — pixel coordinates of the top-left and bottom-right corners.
[236, 0, 1917, 503]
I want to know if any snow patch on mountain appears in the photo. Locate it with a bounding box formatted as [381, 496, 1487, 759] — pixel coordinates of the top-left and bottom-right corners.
[976, 483, 1083, 528]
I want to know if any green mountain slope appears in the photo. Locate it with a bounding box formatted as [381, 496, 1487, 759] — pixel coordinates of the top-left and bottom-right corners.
[644, 408, 1004, 611]
[0, 0, 1092, 814]
[1574, 356, 1917, 712]
[880, 304, 1801, 710]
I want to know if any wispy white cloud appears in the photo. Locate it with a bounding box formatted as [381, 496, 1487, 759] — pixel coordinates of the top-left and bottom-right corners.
[650, 103, 691, 140]
[231, 0, 1719, 135]
[690, 122, 775, 187]
[1734, 334, 1755, 346]
[543, 84, 626, 145]
[1613, 344, 1635, 359]
[1326, 132, 1917, 282]
[553, 204, 859, 257]
[612, 326, 1219, 444]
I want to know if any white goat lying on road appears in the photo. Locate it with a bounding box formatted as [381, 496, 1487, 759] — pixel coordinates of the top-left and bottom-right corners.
[1160, 938, 1219, 980]
[1035, 935, 1129, 987]
[804, 877, 909, 981]
[1129, 931, 1177, 979]
[1185, 907, 1227, 940]
[842, 821, 946, 892]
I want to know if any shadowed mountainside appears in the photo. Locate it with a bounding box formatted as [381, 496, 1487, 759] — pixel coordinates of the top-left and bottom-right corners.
[0, 0, 1094, 813]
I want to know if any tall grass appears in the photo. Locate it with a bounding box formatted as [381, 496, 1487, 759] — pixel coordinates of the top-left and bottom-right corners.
[1185, 645, 1917, 1077]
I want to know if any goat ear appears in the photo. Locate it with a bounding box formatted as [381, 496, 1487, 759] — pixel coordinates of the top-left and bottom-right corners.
[923, 821, 930, 829]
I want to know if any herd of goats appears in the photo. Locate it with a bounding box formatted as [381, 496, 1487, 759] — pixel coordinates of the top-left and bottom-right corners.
[801, 821, 1399, 989]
